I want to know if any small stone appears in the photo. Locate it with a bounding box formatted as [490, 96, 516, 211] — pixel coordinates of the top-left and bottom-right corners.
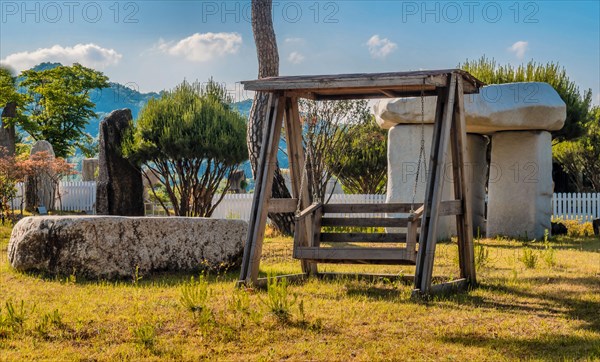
[25, 140, 56, 211]
[81, 158, 99, 181]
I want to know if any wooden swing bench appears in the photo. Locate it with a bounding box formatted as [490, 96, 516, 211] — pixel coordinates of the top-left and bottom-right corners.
[238, 69, 484, 296]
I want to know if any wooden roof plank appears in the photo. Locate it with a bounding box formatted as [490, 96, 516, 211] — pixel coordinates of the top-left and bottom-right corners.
[241, 69, 484, 97]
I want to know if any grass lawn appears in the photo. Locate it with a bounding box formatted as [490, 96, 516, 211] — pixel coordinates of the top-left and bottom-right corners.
[1, 222, 599, 361]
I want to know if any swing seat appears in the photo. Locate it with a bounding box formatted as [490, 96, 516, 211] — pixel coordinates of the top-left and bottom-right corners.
[293, 202, 424, 265]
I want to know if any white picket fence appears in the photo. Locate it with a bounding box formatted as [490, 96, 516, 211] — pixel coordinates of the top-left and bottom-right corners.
[7, 183, 599, 222]
[56, 182, 97, 212]
[552, 193, 600, 222]
[10, 181, 96, 213]
[209, 193, 387, 220]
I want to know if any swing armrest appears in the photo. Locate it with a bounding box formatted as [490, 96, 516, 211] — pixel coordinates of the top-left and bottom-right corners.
[295, 202, 322, 221]
[408, 205, 424, 222]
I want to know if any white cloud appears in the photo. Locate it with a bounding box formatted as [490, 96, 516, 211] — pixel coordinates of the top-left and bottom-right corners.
[366, 35, 397, 59]
[158, 32, 242, 62]
[285, 37, 305, 44]
[508, 41, 529, 60]
[1, 43, 122, 71]
[288, 51, 305, 64]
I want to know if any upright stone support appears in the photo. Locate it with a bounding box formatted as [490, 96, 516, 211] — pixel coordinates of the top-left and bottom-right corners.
[387, 124, 455, 240]
[387, 126, 488, 239]
[466, 134, 489, 236]
[487, 131, 553, 239]
[96, 109, 144, 216]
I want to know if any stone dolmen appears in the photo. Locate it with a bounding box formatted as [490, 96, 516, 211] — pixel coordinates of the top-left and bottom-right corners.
[375, 82, 566, 239]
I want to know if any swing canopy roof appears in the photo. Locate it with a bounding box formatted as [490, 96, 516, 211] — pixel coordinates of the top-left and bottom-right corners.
[241, 69, 484, 101]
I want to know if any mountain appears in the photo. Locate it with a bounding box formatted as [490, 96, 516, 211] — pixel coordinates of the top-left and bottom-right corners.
[19, 64, 291, 183]
[86, 82, 160, 137]
[21, 63, 160, 138]
[232, 98, 252, 118]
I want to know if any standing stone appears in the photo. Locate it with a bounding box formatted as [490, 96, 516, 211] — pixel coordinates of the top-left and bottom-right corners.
[25, 140, 56, 211]
[96, 109, 144, 216]
[0, 102, 17, 156]
[487, 131, 553, 239]
[228, 170, 247, 193]
[81, 158, 99, 181]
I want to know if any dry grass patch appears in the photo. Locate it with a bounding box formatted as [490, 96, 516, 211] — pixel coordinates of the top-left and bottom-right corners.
[1, 223, 599, 361]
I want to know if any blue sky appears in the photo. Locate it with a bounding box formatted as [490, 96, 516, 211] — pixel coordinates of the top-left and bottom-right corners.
[1, 0, 598, 104]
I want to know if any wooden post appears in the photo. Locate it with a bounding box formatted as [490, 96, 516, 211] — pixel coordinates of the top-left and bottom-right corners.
[285, 98, 317, 274]
[239, 93, 286, 284]
[451, 77, 476, 283]
[406, 219, 418, 261]
[414, 73, 457, 294]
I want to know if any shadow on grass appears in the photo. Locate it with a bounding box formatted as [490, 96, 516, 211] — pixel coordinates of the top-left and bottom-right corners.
[406, 274, 600, 360]
[344, 284, 405, 300]
[432, 275, 600, 359]
[17, 267, 242, 288]
[441, 332, 600, 360]
[478, 237, 600, 251]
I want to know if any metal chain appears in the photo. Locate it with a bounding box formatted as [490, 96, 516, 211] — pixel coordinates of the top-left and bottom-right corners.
[411, 81, 427, 212]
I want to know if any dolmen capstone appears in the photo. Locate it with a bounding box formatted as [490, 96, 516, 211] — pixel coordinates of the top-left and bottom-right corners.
[375, 82, 566, 239]
[8, 216, 247, 279]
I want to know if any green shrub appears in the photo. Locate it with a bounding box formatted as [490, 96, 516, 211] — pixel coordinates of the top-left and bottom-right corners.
[258, 276, 297, 322]
[557, 219, 595, 237]
[542, 230, 557, 267]
[180, 275, 212, 326]
[34, 309, 64, 340]
[520, 248, 538, 269]
[474, 241, 490, 271]
[133, 324, 156, 349]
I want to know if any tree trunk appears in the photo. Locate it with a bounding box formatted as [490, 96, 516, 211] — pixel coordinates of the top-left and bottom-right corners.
[248, 0, 294, 235]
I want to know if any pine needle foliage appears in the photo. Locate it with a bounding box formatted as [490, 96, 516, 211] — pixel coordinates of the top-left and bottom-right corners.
[123, 79, 247, 216]
[459, 56, 593, 141]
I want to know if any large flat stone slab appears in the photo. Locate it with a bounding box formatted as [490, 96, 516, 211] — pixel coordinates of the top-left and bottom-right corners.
[375, 82, 566, 134]
[8, 216, 247, 279]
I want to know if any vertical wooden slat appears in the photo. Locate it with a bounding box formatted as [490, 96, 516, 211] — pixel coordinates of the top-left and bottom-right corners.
[406, 219, 418, 257]
[312, 206, 323, 251]
[415, 85, 447, 291]
[452, 77, 476, 283]
[415, 73, 457, 294]
[239, 94, 285, 284]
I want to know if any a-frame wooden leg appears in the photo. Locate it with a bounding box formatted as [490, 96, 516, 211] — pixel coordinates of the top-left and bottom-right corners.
[284, 98, 317, 275]
[239, 93, 286, 285]
[451, 78, 476, 284]
[414, 74, 457, 295]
